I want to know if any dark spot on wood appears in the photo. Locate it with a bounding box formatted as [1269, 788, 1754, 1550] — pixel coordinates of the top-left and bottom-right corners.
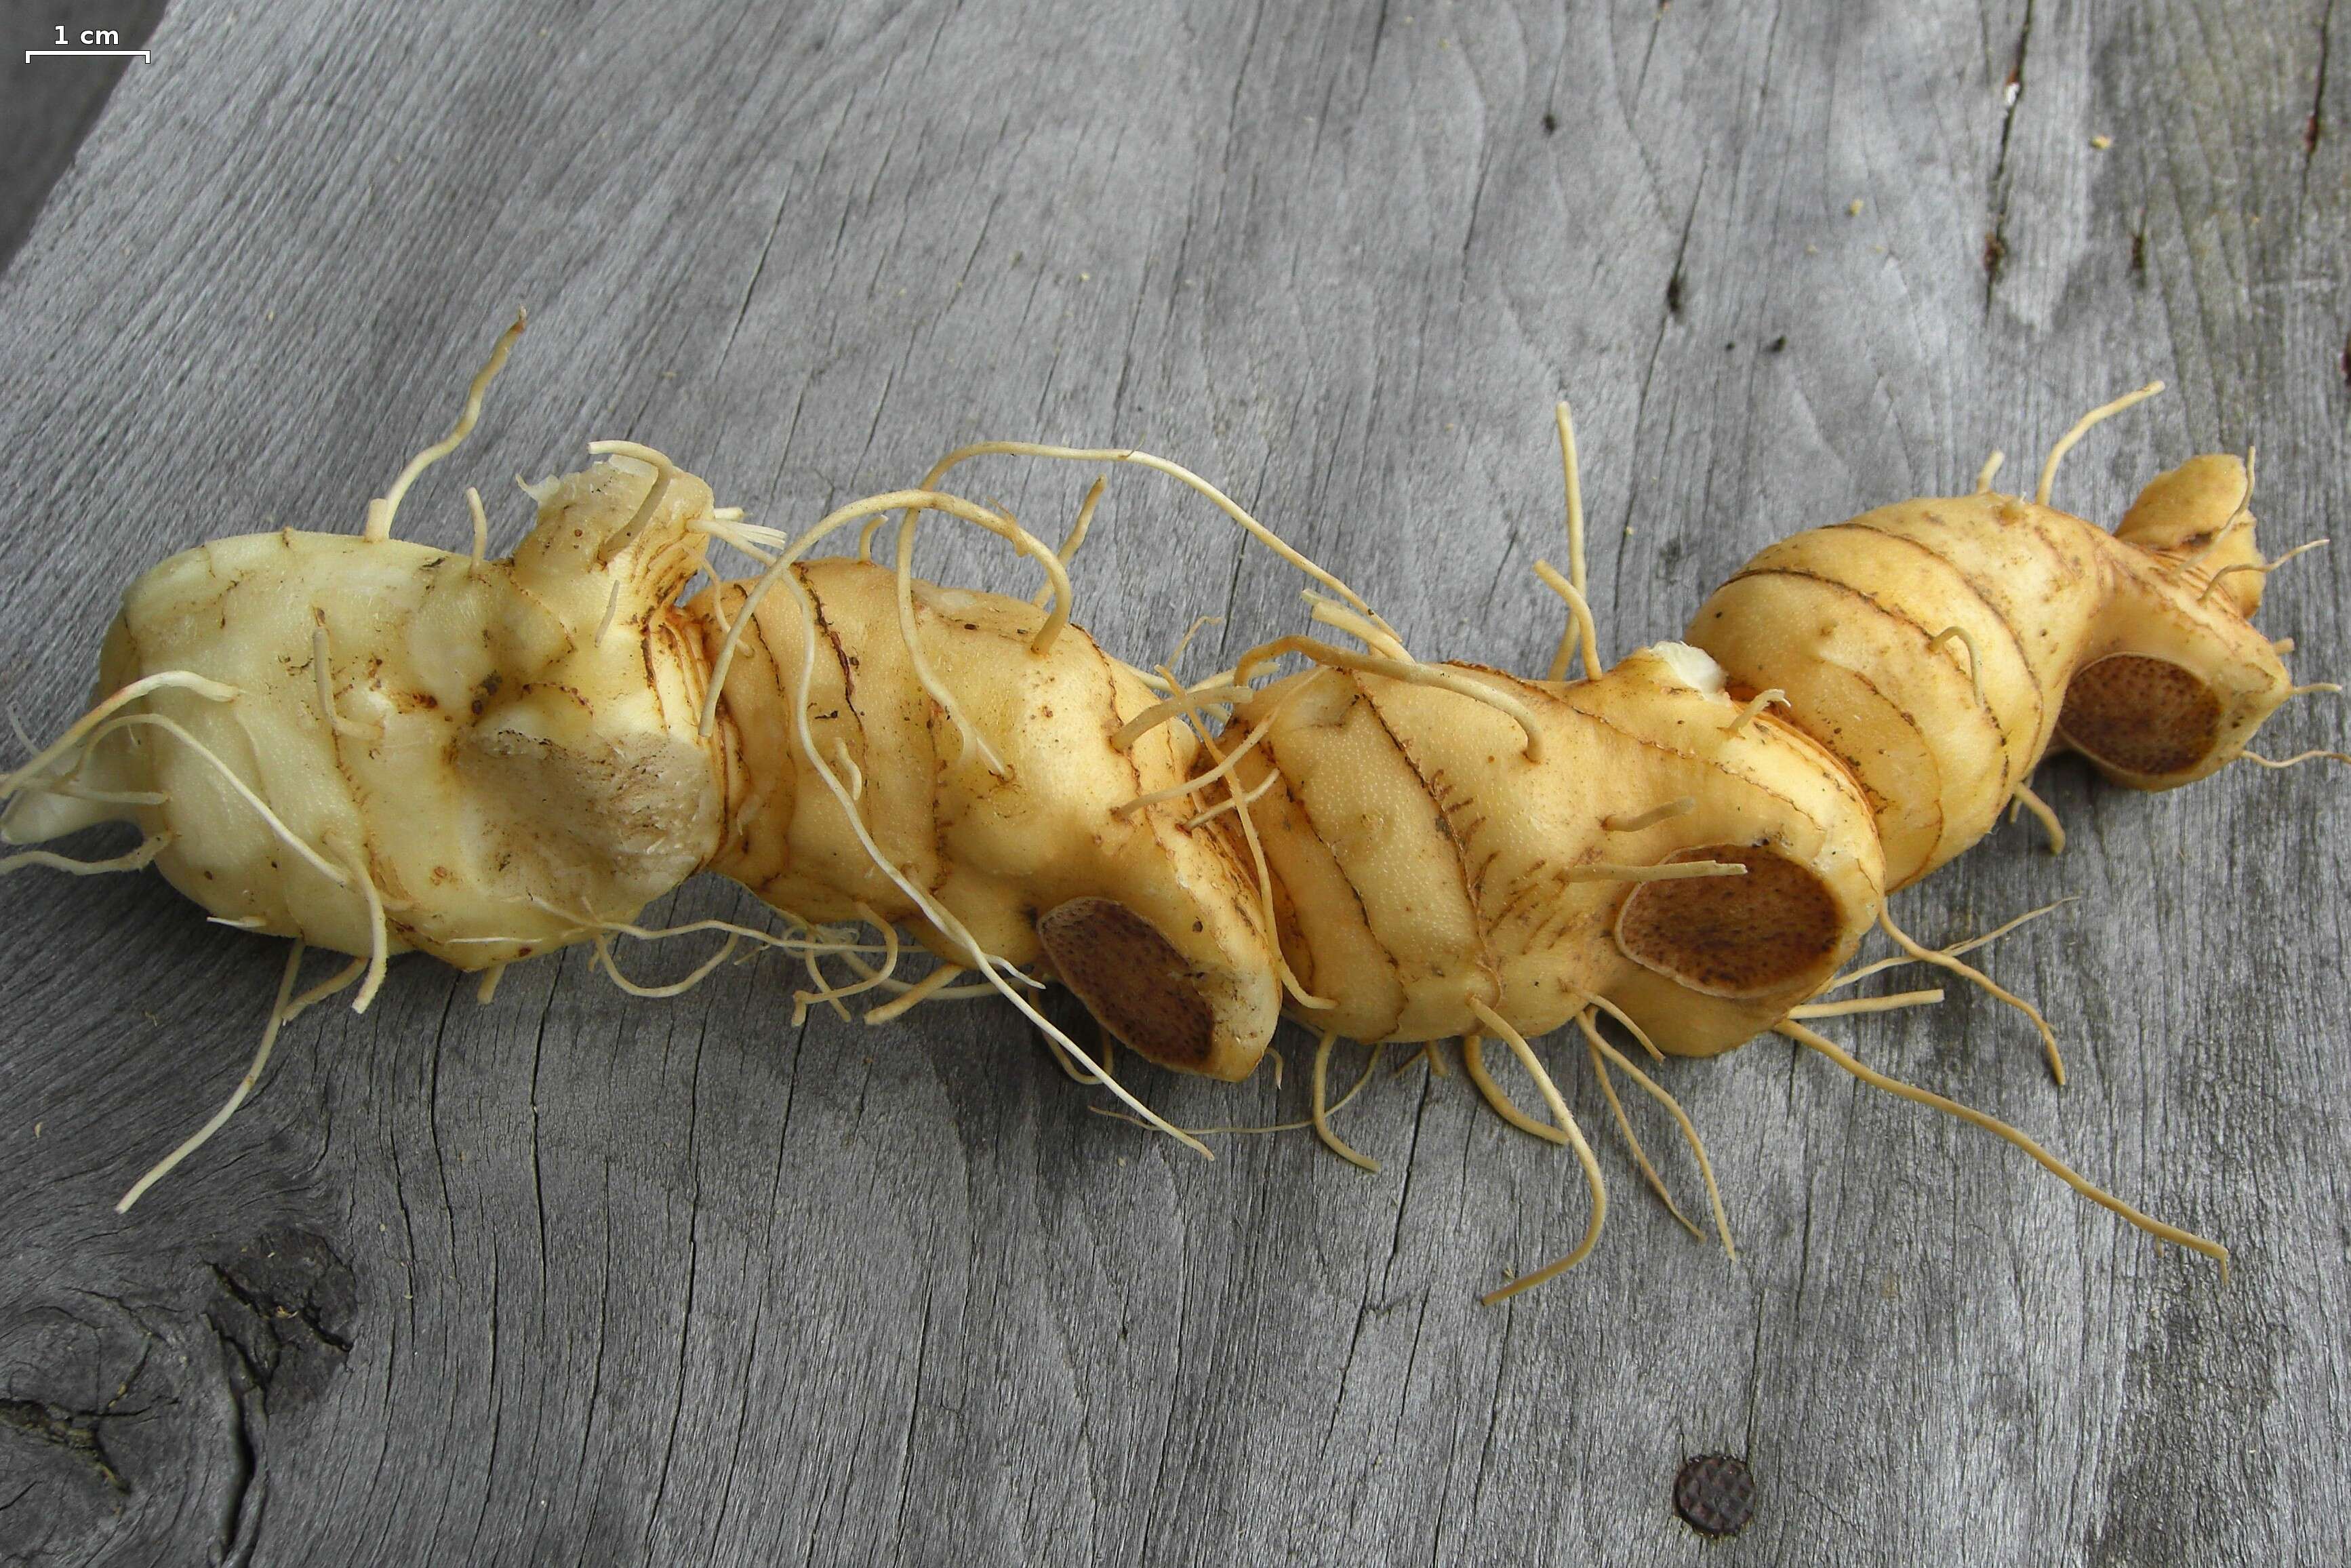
[1675, 1453, 1756, 1537]
[1541, 110, 1558, 134]
[1768, 334, 1787, 353]
[2130, 228, 2147, 282]
[1665, 270, 1684, 315]
[1983, 229, 2007, 277]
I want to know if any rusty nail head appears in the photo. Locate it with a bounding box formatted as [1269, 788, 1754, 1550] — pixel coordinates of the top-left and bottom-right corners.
[1674, 1452, 1756, 1537]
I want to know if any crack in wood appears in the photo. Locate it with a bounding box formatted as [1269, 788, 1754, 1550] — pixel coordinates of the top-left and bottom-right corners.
[0, 1398, 131, 1495]
[2309, 0, 2335, 160]
[1982, 0, 2036, 307]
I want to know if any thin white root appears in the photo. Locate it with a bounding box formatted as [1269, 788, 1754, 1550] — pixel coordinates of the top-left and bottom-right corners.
[591, 457, 676, 567]
[1926, 626, 1985, 705]
[1087, 1039, 1381, 1140]
[1165, 614, 1226, 675]
[1779, 1021, 2227, 1278]
[310, 624, 380, 740]
[495, 910, 885, 961]
[1879, 908, 2065, 1085]
[1602, 797, 1696, 834]
[2036, 380, 2164, 508]
[832, 738, 864, 802]
[596, 930, 743, 1000]
[894, 516, 1010, 777]
[1034, 1024, 1096, 1086]
[2284, 683, 2344, 700]
[1392, 1040, 1449, 1078]
[1563, 859, 1745, 885]
[1111, 684, 1256, 753]
[1470, 998, 1607, 1303]
[1114, 674, 1320, 818]
[477, 963, 507, 1004]
[1305, 590, 1414, 662]
[1462, 1033, 1569, 1146]
[2201, 538, 2330, 604]
[1312, 1031, 1381, 1171]
[1824, 897, 2073, 992]
[1786, 988, 1946, 1020]
[910, 440, 1390, 635]
[1183, 769, 1281, 830]
[117, 944, 366, 1212]
[1581, 1024, 1700, 1239]
[1533, 559, 1602, 683]
[0, 832, 171, 878]
[364, 310, 526, 543]
[1233, 635, 1547, 761]
[467, 486, 489, 565]
[1160, 666, 1332, 1011]
[2011, 782, 2066, 853]
[790, 906, 900, 1018]
[1724, 688, 1789, 736]
[1590, 994, 1666, 1064]
[864, 963, 967, 1024]
[1975, 449, 2006, 492]
[2238, 748, 2351, 769]
[797, 943, 853, 1026]
[594, 580, 624, 648]
[1, 670, 239, 801]
[338, 837, 390, 1013]
[1556, 403, 1590, 609]
[77, 714, 349, 888]
[1031, 477, 1108, 609]
[1580, 1011, 1734, 1259]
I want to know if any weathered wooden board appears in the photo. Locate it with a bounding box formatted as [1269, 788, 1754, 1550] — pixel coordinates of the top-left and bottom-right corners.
[1, 1, 2344, 1563]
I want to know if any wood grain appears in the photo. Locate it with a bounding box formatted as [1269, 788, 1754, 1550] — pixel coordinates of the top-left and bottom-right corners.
[1, 1, 2344, 1563]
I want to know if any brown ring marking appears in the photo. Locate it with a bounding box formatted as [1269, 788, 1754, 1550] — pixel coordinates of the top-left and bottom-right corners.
[1615, 844, 1844, 999]
[2056, 654, 2222, 778]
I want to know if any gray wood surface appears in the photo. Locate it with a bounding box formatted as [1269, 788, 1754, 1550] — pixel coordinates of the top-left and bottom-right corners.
[1, 1, 2344, 1563]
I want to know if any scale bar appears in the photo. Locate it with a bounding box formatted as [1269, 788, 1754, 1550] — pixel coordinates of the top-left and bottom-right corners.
[24, 49, 152, 60]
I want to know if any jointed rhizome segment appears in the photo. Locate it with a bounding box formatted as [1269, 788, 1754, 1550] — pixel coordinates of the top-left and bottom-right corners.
[7, 319, 2336, 1297]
